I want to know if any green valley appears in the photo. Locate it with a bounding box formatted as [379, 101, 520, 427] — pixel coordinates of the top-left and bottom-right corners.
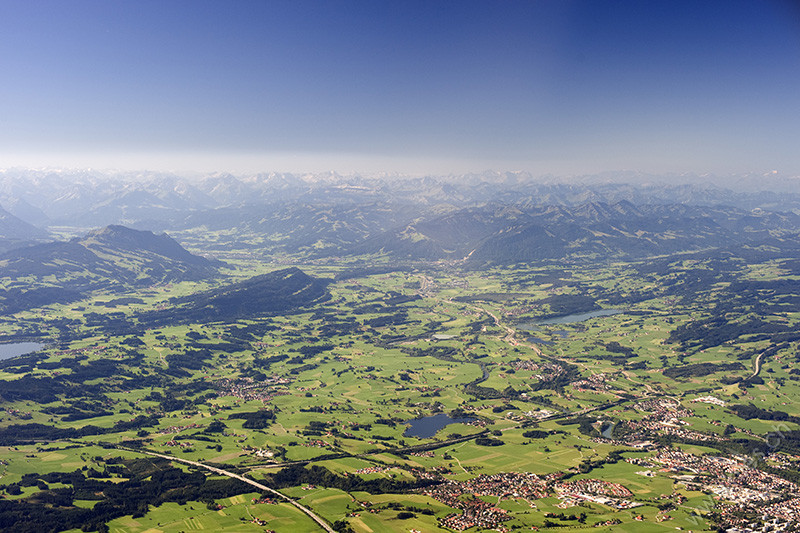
[1, 238, 799, 531]
[2, 173, 800, 532]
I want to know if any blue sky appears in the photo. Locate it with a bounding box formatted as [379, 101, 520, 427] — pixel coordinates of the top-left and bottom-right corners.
[1, 0, 799, 175]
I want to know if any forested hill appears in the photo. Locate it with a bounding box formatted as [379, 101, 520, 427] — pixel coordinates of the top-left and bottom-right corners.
[81, 225, 216, 267]
[0, 225, 223, 315]
[69, 267, 329, 333]
[134, 267, 330, 327]
[0, 204, 48, 252]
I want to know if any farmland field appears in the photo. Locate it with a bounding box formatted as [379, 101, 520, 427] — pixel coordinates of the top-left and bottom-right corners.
[2, 252, 800, 532]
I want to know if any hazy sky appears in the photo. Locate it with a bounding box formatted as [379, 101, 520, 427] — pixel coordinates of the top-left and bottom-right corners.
[1, 0, 799, 175]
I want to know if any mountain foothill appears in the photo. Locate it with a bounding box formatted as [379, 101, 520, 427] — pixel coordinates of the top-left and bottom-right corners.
[2, 170, 800, 314]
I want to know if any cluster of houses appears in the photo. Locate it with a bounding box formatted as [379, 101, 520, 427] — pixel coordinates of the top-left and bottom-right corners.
[418, 472, 553, 530]
[616, 398, 724, 443]
[510, 360, 566, 381]
[51, 345, 108, 357]
[3, 408, 31, 420]
[214, 377, 291, 402]
[301, 439, 330, 448]
[553, 479, 640, 509]
[158, 423, 200, 435]
[646, 448, 800, 530]
[757, 497, 800, 523]
[354, 466, 390, 475]
[653, 448, 796, 500]
[571, 372, 614, 393]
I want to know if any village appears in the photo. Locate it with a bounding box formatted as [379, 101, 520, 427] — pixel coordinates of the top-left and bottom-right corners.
[418, 472, 552, 530]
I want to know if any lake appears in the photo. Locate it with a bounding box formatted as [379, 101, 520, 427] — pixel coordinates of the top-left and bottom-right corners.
[522, 308, 623, 329]
[403, 412, 476, 438]
[0, 342, 44, 361]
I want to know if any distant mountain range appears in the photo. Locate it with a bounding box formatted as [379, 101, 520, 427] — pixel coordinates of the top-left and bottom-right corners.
[1, 169, 800, 270]
[0, 225, 222, 315]
[2, 169, 800, 232]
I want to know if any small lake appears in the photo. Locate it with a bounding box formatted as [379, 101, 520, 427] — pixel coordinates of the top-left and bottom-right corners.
[403, 413, 476, 438]
[522, 308, 623, 329]
[0, 342, 44, 361]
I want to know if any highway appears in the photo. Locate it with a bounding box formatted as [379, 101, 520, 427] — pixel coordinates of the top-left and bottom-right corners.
[118, 447, 335, 533]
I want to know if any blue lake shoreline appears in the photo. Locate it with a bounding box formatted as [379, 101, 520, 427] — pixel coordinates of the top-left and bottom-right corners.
[520, 308, 624, 330]
[0, 342, 45, 361]
[403, 412, 476, 438]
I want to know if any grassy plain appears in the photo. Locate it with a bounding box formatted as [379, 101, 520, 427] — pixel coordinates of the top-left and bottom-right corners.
[2, 255, 800, 531]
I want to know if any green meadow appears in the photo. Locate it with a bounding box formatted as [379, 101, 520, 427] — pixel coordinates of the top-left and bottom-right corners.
[2, 256, 799, 532]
